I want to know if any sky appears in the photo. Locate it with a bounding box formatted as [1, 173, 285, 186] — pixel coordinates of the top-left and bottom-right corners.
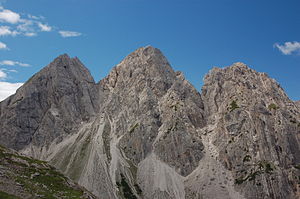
[0, 0, 299, 101]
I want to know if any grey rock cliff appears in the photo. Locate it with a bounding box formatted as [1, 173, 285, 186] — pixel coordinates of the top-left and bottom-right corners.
[201, 63, 300, 199]
[0, 47, 299, 199]
[295, 101, 300, 109]
[0, 54, 98, 151]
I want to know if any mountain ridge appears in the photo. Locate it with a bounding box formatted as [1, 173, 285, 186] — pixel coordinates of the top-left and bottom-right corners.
[0, 46, 299, 199]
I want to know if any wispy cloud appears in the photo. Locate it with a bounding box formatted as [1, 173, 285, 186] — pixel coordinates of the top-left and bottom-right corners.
[0, 69, 7, 79]
[2, 68, 17, 73]
[17, 19, 34, 32]
[0, 60, 30, 67]
[0, 81, 23, 101]
[28, 14, 44, 20]
[0, 6, 21, 24]
[0, 26, 19, 36]
[274, 41, 300, 55]
[38, 22, 52, 32]
[59, 30, 82, 38]
[0, 41, 8, 49]
[24, 32, 36, 37]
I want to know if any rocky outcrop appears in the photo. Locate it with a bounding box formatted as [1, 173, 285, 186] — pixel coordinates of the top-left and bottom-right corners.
[0, 47, 299, 199]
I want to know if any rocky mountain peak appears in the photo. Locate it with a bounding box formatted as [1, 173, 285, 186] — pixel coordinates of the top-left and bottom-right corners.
[120, 45, 168, 65]
[202, 62, 292, 120]
[44, 53, 94, 83]
[0, 54, 97, 151]
[101, 46, 176, 96]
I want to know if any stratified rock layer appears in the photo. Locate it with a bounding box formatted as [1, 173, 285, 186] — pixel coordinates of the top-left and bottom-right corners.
[0, 47, 299, 199]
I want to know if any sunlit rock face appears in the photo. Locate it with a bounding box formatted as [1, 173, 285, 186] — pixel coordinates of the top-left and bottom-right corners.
[0, 47, 299, 199]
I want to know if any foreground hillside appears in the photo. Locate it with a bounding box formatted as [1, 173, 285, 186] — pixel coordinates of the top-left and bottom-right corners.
[0, 145, 96, 199]
[0, 46, 299, 199]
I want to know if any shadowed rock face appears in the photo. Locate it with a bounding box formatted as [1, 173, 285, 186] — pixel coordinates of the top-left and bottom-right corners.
[0, 47, 299, 199]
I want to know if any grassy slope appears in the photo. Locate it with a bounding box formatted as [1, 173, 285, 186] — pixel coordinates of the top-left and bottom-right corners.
[0, 145, 96, 199]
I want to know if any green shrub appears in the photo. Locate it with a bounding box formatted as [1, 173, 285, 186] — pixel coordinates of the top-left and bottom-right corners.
[229, 100, 239, 112]
[243, 155, 252, 162]
[268, 103, 278, 110]
[129, 123, 139, 134]
[294, 164, 300, 170]
[117, 174, 137, 199]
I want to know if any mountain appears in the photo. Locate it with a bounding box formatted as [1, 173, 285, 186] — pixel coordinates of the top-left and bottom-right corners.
[0, 46, 299, 199]
[0, 144, 96, 199]
[296, 101, 300, 109]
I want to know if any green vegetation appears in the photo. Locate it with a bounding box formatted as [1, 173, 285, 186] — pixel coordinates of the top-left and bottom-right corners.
[268, 103, 278, 110]
[129, 123, 139, 134]
[124, 159, 143, 197]
[170, 102, 182, 112]
[163, 121, 179, 139]
[258, 161, 274, 174]
[294, 164, 300, 170]
[235, 177, 246, 185]
[229, 100, 239, 112]
[103, 122, 112, 161]
[243, 155, 252, 162]
[117, 174, 137, 199]
[0, 145, 88, 199]
[0, 191, 20, 199]
[234, 160, 275, 185]
[134, 184, 142, 195]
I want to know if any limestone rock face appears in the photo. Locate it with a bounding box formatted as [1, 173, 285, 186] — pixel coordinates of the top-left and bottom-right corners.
[295, 101, 300, 109]
[201, 63, 300, 199]
[0, 47, 299, 199]
[0, 54, 98, 151]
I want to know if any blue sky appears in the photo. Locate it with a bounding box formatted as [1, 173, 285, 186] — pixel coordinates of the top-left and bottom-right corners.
[0, 0, 299, 101]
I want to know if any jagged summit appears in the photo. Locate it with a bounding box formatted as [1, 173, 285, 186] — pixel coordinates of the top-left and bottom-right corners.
[116, 46, 171, 72]
[207, 62, 259, 77]
[101, 46, 176, 95]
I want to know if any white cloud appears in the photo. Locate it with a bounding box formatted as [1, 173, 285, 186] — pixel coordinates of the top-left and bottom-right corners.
[0, 41, 7, 49]
[0, 81, 23, 101]
[24, 32, 36, 37]
[17, 19, 34, 32]
[0, 69, 7, 79]
[28, 14, 44, 20]
[2, 68, 17, 73]
[274, 41, 300, 55]
[59, 30, 82, 38]
[0, 26, 19, 36]
[38, 22, 52, 32]
[0, 7, 20, 24]
[0, 60, 30, 67]
[0, 6, 81, 39]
